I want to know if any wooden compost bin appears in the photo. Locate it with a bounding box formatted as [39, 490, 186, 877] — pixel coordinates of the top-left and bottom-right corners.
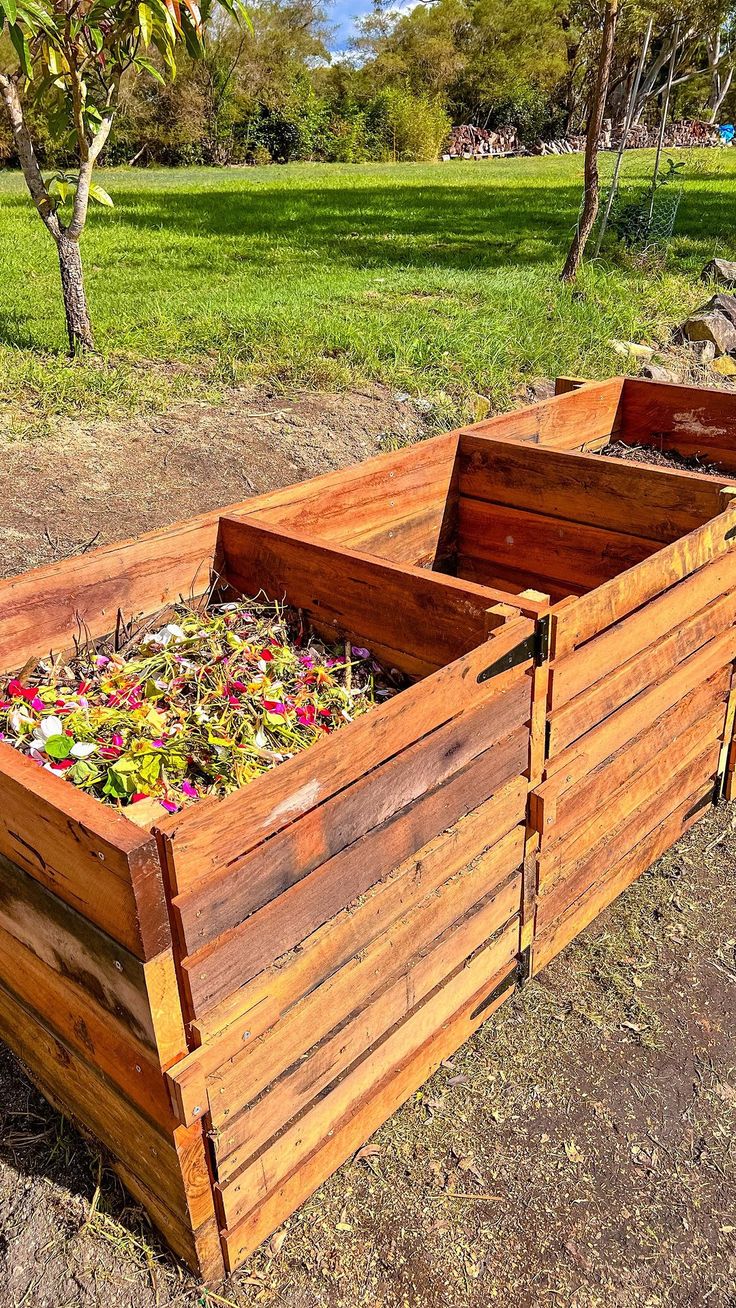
[1, 374, 735, 1281]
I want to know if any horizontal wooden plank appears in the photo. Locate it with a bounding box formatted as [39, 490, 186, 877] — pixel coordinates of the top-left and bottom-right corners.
[0, 975, 190, 1211]
[550, 553, 736, 709]
[547, 587, 736, 755]
[456, 557, 579, 603]
[537, 741, 719, 930]
[220, 941, 519, 1273]
[459, 378, 624, 451]
[216, 919, 519, 1228]
[168, 793, 524, 1124]
[533, 672, 728, 845]
[533, 780, 711, 974]
[458, 435, 724, 543]
[207, 852, 522, 1139]
[539, 715, 723, 891]
[552, 503, 736, 658]
[218, 516, 532, 674]
[543, 627, 736, 795]
[213, 875, 521, 1174]
[188, 774, 527, 1055]
[159, 616, 535, 895]
[619, 378, 736, 472]
[182, 725, 530, 1017]
[173, 676, 531, 956]
[458, 498, 661, 595]
[0, 745, 170, 960]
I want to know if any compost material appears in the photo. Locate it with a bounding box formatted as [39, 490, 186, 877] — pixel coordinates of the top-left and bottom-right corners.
[599, 438, 726, 476]
[0, 597, 401, 815]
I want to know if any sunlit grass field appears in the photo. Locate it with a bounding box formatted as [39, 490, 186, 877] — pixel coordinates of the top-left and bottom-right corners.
[0, 150, 735, 424]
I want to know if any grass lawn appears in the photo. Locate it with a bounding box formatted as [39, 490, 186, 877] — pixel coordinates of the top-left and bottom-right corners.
[0, 149, 735, 426]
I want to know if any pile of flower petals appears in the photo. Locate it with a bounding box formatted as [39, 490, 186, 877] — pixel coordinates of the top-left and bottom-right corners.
[0, 598, 401, 816]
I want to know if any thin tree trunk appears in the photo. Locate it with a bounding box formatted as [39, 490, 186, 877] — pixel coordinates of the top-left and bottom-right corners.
[561, 0, 619, 283]
[56, 233, 94, 353]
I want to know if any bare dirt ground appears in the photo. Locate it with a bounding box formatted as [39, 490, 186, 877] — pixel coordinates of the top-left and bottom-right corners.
[0, 387, 735, 1308]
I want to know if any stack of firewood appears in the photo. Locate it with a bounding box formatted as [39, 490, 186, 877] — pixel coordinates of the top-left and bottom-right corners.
[613, 119, 722, 149]
[443, 124, 520, 158]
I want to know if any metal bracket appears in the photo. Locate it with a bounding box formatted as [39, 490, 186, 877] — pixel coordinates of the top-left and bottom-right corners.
[477, 614, 551, 684]
[469, 945, 532, 1021]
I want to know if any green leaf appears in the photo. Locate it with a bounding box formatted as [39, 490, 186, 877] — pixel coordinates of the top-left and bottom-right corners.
[89, 181, 114, 207]
[3, 0, 17, 24]
[133, 55, 166, 84]
[44, 734, 72, 759]
[138, 1, 153, 45]
[9, 22, 33, 78]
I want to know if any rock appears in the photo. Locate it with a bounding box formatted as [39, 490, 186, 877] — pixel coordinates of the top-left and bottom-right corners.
[640, 363, 675, 381]
[711, 355, 736, 376]
[609, 339, 654, 360]
[701, 258, 736, 287]
[701, 293, 736, 328]
[687, 338, 717, 364]
[682, 309, 736, 356]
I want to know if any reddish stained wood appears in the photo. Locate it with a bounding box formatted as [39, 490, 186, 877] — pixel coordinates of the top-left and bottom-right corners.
[537, 740, 719, 930]
[550, 553, 736, 709]
[533, 671, 728, 846]
[181, 724, 530, 1016]
[459, 435, 724, 543]
[458, 378, 625, 450]
[189, 774, 527, 1052]
[458, 498, 661, 595]
[619, 377, 736, 471]
[533, 781, 712, 973]
[552, 503, 736, 658]
[211, 877, 521, 1171]
[158, 616, 535, 895]
[173, 677, 531, 957]
[204, 850, 522, 1137]
[220, 941, 518, 1272]
[547, 588, 736, 755]
[216, 921, 519, 1228]
[0, 744, 170, 960]
[544, 627, 736, 790]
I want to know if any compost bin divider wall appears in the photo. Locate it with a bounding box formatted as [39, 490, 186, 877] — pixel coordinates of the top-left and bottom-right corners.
[1, 375, 736, 1281]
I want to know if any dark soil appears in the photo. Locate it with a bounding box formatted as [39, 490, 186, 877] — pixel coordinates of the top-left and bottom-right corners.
[599, 440, 728, 477]
[0, 389, 735, 1307]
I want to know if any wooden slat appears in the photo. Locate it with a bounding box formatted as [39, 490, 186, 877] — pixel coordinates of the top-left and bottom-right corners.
[458, 499, 661, 595]
[533, 671, 728, 845]
[204, 843, 522, 1136]
[552, 504, 736, 658]
[458, 436, 724, 543]
[217, 516, 535, 674]
[216, 920, 519, 1229]
[220, 942, 518, 1273]
[0, 747, 169, 960]
[619, 378, 736, 473]
[544, 626, 736, 793]
[533, 781, 712, 973]
[547, 588, 736, 755]
[539, 714, 723, 890]
[213, 875, 521, 1173]
[458, 378, 625, 450]
[181, 724, 530, 1016]
[173, 677, 531, 957]
[159, 616, 535, 895]
[537, 741, 719, 930]
[550, 553, 736, 709]
[189, 774, 527, 1055]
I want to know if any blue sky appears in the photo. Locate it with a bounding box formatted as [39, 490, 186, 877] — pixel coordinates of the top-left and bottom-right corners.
[326, 0, 368, 50]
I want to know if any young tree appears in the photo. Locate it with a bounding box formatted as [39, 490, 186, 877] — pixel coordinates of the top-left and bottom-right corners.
[0, 0, 247, 353]
[561, 0, 619, 282]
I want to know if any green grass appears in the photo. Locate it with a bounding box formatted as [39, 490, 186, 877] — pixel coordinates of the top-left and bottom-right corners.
[0, 149, 735, 426]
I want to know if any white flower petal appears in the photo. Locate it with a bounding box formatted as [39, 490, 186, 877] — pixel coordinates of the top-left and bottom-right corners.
[40, 716, 63, 739]
[70, 741, 96, 759]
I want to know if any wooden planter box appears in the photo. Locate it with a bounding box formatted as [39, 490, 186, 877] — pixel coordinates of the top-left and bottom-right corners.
[1, 376, 735, 1282]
